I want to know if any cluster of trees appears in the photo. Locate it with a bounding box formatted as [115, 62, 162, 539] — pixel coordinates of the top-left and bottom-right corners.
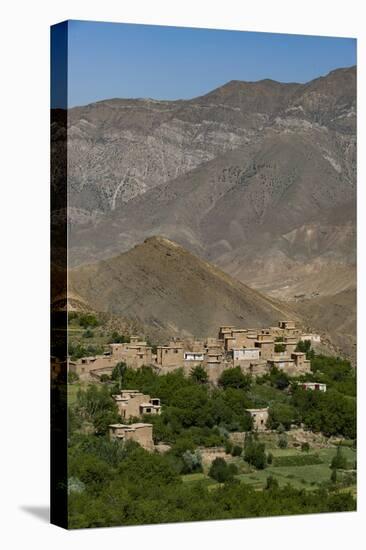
[209, 457, 238, 483]
[68, 342, 105, 361]
[291, 386, 356, 439]
[244, 433, 267, 469]
[67, 436, 355, 528]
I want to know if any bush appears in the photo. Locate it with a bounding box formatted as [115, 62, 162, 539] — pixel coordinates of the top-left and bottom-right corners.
[278, 436, 288, 449]
[99, 374, 110, 383]
[274, 343, 286, 353]
[83, 329, 94, 338]
[225, 440, 233, 454]
[79, 314, 99, 329]
[232, 445, 242, 457]
[301, 442, 310, 453]
[208, 457, 238, 483]
[244, 434, 267, 469]
[268, 403, 297, 430]
[190, 365, 209, 384]
[331, 446, 348, 470]
[265, 475, 279, 490]
[181, 450, 203, 474]
[267, 452, 273, 465]
[218, 367, 251, 390]
[273, 454, 323, 467]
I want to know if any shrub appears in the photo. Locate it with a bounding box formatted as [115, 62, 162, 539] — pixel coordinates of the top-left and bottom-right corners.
[225, 440, 233, 454]
[208, 457, 237, 483]
[331, 446, 348, 470]
[273, 454, 323, 467]
[218, 367, 251, 390]
[232, 445, 242, 457]
[265, 475, 279, 490]
[181, 450, 203, 474]
[190, 365, 209, 384]
[79, 314, 99, 328]
[274, 343, 286, 353]
[267, 452, 273, 465]
[244, 434, 267, 469]
[301, 442, 310, 452]
[278, 436, 288, 449]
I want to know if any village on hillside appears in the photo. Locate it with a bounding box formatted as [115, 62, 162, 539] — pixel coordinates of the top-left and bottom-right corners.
[67, 320, 330, 451]
[70, 320, 320, 381]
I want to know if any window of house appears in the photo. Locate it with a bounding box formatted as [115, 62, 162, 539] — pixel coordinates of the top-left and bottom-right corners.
[174, 349, 178, 353]
[146, 408, 151, 413]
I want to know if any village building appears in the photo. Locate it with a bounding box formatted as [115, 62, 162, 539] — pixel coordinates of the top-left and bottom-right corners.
[108, 423, 154, 450]
[232, 348, 260, 362]
[113, 390, 161, 419]
[204, 351, 223, 366]
[300, 333, 321, 343]
[156, 341, 184, 367]
[299, 382, 327, 392]
[245, 408, 269, 431]
[184, 351, 205, 361]
[109, 339, 153, 369]
[267, 356, 296, 372]
[69, 352, 119, 377]
[291, 352, 311, 373]
[254, 335, 275, 360]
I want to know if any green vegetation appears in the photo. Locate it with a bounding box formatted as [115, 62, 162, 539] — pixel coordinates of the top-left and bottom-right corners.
[244, 433, 267, 469]
[66, 341, 356, 528]
[218, 367, 251, 390]
[274, 343, 286, 353]
[209, 457, 238, 483]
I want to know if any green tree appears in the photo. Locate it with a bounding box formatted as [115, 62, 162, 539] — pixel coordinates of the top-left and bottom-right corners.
[208, 457, 238, 483]
[111, 361, 127, 391]
[218, 367, 251, 390]
[244, 433, 267, 469]
[274, 343, 286, 353]
[278, 435, 288, 449]
[76, 385, 119, 434]
[190, 365, 209, 384]
[331, 446, 348, 470]
[268, 403, 297, 430]
[79, 314, 99, 328]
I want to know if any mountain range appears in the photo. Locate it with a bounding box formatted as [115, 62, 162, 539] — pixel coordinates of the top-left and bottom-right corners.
[54, 66, 356, 359]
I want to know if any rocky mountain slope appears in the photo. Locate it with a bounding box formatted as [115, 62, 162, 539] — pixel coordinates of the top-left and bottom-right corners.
[69, 237, 299, 342]
[53, 66, 356, 357]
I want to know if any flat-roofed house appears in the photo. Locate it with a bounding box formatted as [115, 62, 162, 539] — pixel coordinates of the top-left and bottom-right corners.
[218, 326, 235, 341]
[113, 390, 161, 419]
[254, 336, 275, 360]
[233, 348, 260, 362]
[299, 382, 327, 392]
[245, 408, 269, 431]
[300, 333, 321, 343]
[156, 341, 184, 367]
[184, 351, 205, 361]
[109, 340, 153, 369]
[291, 352, 311, 373]
[267, 356, 296, 373]
[108, 423, 154, 450]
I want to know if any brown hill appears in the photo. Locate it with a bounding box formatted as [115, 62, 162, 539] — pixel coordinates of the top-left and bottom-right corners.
[69, 237, 299, 342]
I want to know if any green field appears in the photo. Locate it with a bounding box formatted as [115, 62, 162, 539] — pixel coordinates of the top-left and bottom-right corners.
[182, 446, 356, 493]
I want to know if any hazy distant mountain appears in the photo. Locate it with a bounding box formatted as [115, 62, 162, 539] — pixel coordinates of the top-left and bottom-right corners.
[60, 66, 355, 221]
[69, 237, 299, 342]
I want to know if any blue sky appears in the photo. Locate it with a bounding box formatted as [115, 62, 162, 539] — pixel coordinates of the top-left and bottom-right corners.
[51, 20, 356, 108]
